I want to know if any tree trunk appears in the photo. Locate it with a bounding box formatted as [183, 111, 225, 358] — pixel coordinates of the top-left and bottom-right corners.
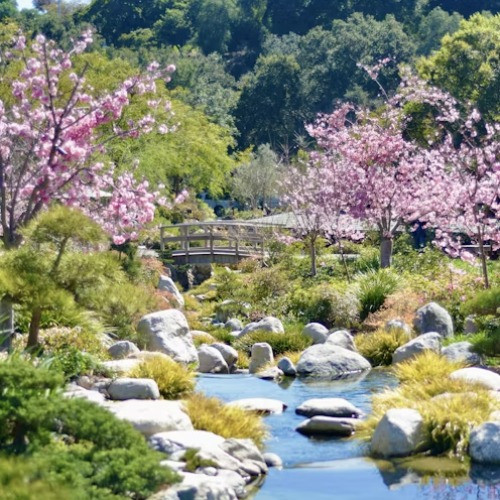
[339, 241, 351, 282]
[310, 236, 317, 276]
[478, 237, 490, 289]
[26, 308, 42, 350]
[0, 298, 14, 352]
[380, 236, 393, 268]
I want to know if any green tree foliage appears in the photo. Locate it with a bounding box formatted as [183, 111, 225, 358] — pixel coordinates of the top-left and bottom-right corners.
[0, 0, 16, 21]
[235, 54, 303, 149]
[416, 7, 462, 55]
[417, 13, 500, 119]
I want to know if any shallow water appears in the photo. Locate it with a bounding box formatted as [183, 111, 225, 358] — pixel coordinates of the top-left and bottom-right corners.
[197, 370, 500, 499]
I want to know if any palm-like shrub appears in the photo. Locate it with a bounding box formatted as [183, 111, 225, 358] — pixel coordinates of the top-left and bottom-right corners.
[129, 355, 195, 399]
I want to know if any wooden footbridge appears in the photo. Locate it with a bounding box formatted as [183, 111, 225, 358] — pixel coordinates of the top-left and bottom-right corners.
[159, 221, 275, 264]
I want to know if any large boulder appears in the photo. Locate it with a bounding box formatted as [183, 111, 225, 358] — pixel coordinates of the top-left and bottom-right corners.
[158, 275, 185, 308]
[108, 400, 193, 437]
[449, 367, 500, 390]
[249, 342, 273, 374]
[137, 310, 197, 364]
[210, 343, 238, 369]
[302, 323, 329, 344]
[220, 438, 268, 475]
[107, 378, 160, 400]
[296, 344, 371, 378]
[197, 345, 229, 374]
[296, 398, 363, 418]
[385, 319, 412, 335]
[414, 302, 453, 338]
[371, 408, 428, 458]
[149, 430, 225, 455]
[107, 340, 140, 360]
[239, 317, 284, 337]
[326, 330, 357, 352]
[277, 356, 297, 376]
[469, 422, 500, 464]
[442, 342, 481, 365]
[225, 318, 243, 332]
[296, 416, 360, 436]
[227, 398, 286, 415]
[392, 332, 441, 364]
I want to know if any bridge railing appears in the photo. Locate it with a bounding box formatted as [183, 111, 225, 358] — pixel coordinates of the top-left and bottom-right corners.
[159, 221, 276, 262]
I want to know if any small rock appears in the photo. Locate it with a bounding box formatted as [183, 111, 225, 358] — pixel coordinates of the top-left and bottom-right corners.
[449, 367, 500, 390]
[255, 367, 283, 380]
[302, 323, 329, 344]
[226, 318, 243, 332]
[108, 378, 160, 400]
[296, 416, 359, 436]
[64, 384, 107, 405]
[220, 438, 268, 475]
[102, 358, 142, 375]
[371, 408, 428, 458]
[239, 317, 284, 337]
[198, 345, 229, 374]
[414, 302, 454, 338]
[385, 319, 412, 335]
[190, 330, 215, 342]
[159, 460, 186, 472]
[392, 332, 441, 364]
[326, 330, 357, 352]
[210, 343, 238, 368]
[442, 341, 481, 365]
[158, 275, 185, 308]
[107, 340, 140, 360]
[469, 421, 500, 464]
[296, 398, 363, 418]
[227, 398, 286, 415]
[464, 316, 479, 335]
[263, 452, 283, 468]
[249, 342, 273, 374]
[277, 357, 297, 376]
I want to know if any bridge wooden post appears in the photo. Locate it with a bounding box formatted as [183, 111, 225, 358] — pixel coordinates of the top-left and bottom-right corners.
[160, 226, 165, 252]
[235, 224, 240, 261]
[183, 226, 189, 264]
[209, 226, 214, 263]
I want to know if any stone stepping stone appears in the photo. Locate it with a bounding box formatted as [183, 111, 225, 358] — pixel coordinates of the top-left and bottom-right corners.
[296, 398, 363, 418]
[296, 416, 360, 436]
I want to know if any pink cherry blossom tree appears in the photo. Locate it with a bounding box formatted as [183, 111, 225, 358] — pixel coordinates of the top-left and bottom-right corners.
[0, 30, 176, 249]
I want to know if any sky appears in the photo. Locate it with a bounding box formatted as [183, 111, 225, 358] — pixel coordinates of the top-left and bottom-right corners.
[17, 0, 34, 8]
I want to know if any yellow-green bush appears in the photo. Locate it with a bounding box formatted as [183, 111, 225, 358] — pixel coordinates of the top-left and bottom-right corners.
[233, 329, 311, 356]
[129, 355, 195, 400]
[185, 393, 267, 448]
[354, 328, 410, 366]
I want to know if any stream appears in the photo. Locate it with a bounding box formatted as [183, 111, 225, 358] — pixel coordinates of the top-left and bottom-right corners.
[197, 370, 500, 499]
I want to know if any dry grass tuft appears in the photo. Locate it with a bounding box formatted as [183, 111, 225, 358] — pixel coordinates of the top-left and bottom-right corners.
[354, 328, 410, 366]
[185, 393, 267, 448]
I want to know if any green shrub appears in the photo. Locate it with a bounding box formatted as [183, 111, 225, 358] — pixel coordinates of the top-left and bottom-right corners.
[461, 287, 500, 316]
[233, 328, 311, 356]
[354, 328, 410, 366]
[42, 346, 104, 381]
[247, 267, 289, 304]
[287, 284, 360, 328]
[356, 269, 399, 320]
[353, 247, 380, 273]
[186, 393, 267, 448]
[129, 355, 195, 399]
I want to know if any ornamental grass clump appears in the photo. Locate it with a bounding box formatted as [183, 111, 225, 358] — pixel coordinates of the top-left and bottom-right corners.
[356, 269, 399, 321]
[233, 329, 311, 356]
[185, 393, 267, 448]
[129, 355, 195, 400]
[354, 328, 410, 366]
[359, 352, 500, 458]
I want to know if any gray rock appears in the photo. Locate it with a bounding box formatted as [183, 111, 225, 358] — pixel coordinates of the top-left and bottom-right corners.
[107, 378, 160, 400]
[227, 398, 286, 415]
[296, 416, 360, 436]
[326, 330, 357, 352]
[220, 438, 268, 475]
[469, 422, 500, 464]
[149, 430, 225, 455]
[137, 309, 197, 364]
[302, 323, 329, 344]
[158, 275, 185, 308]
[385, 319, 412, 335]
[249, 342, 273, 374]
[414, 302, 453, 338]
[296, 344, 371, 377]
[464, 316, 479, 335]
[159, 460, 186, 472]
[277, 357, 297, 376]
[190, 330, 215, 342]
[239, 317, 284, 337]
[108, 400, 193, 437]
[392, 332, 441, 364]
[449, 367, 500, 390]
[64, 384, 107, 406]
[263, 452, 283, 468]
[442, 341, 481, 365]
[225, 318, 243, 332]
[296, 398, 364, 418]
[198, 345, 229, 374]
[210, 343, 238, 368]
[102, 358, 142, 375]
[107, 340, 140, 360]
[371, 408, 428, 458]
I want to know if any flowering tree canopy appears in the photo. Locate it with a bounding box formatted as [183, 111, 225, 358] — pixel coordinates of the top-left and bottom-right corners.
[0, 30, 176, 247]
